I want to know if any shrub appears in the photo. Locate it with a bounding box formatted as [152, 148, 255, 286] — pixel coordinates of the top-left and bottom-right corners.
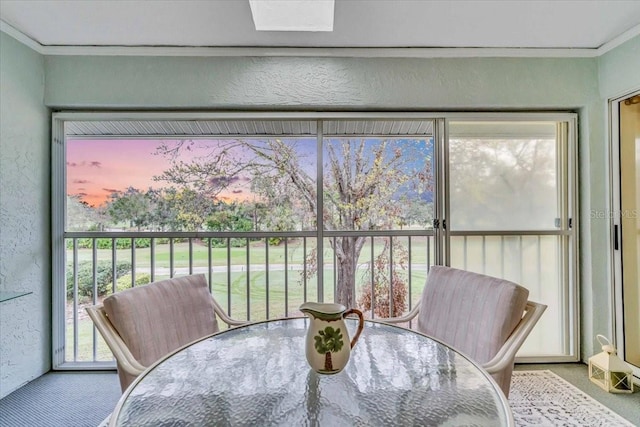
[66, 260, 131, 299]
[66, 238, 161, 250]
[358, 274, 408, 318]
[268, 237, 283, 246]
[357, 238, 408, 318]
[207, 237, 250, 248]
[114, 273, 152, 293]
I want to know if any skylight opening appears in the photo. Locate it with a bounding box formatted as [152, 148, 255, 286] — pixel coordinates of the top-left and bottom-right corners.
[249, 0, 335, 32]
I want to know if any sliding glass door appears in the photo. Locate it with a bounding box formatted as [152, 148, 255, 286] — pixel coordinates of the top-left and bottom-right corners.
[446, 119, 577, 359]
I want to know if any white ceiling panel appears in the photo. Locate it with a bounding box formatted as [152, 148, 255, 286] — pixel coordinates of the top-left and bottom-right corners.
[1, 0, 639, 50]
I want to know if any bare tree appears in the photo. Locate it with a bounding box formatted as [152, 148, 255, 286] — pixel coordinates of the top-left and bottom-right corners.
[155, 138, 433, 308]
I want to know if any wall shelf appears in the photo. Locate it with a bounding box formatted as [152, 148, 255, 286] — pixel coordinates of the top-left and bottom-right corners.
[0, 291, 33, 303]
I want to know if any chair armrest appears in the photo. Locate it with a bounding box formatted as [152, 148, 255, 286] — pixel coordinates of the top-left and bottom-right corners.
[483, 300, 547, 374]
[210, 296, 249, 327]
[379, 302, 421, 325]
[86, 305, 146, 376]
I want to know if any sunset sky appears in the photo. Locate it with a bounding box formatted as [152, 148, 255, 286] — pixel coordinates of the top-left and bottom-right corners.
[67, 137, 429, 207]
[66, 138, 317, 207]
[66, 139, 258, 206]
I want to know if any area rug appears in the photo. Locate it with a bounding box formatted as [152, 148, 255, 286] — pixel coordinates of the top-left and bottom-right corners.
[509, 370, 635, 426]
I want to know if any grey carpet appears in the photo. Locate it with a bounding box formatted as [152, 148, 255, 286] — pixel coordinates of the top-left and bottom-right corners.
[0, 371, 120, 427]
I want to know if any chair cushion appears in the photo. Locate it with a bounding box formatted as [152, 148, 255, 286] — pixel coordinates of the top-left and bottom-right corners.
[417, 266, 529, 365]
[103, 274, 219, 368]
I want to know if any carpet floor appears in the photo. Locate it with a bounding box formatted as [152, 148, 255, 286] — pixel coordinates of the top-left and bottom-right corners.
[0, 371, 120, 427]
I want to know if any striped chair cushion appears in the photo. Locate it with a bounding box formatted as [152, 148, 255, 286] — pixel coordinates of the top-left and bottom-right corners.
[103, 274, 219, 377]
[416, 266, 529, 393]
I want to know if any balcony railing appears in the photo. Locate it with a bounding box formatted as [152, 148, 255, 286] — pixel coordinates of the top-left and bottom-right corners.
[63, 230, 435, 365]
[62, 230, 563, 366]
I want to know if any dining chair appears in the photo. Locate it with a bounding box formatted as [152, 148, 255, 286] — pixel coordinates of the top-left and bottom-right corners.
[383, 265, 546, 397]
[86, 273, 246, 392]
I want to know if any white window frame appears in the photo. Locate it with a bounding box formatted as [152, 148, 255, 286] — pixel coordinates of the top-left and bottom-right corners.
[52, 111, 579, 369]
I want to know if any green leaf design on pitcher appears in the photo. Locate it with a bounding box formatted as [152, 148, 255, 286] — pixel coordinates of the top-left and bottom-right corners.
[314, 326, 344, 372]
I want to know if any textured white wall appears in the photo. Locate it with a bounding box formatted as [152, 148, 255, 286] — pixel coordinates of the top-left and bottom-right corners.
[44, 56, 599, 109]
[599, 36, 640, 99]
[591, 36, 640, 360]
[0, 32, 51, 398]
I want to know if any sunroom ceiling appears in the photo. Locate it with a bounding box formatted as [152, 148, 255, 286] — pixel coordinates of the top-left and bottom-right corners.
[2, 0, 640, 51]
[65, 120, 434, 138]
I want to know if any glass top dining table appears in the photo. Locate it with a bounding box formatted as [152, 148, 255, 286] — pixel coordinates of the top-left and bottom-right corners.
[109, 318, 513, 426]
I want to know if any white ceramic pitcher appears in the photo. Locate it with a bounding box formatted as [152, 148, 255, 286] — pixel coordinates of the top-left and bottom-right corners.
[299, 302, 364, 374]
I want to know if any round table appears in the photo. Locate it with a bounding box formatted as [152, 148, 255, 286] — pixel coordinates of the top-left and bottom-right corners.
[110, 318, 513, 426]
